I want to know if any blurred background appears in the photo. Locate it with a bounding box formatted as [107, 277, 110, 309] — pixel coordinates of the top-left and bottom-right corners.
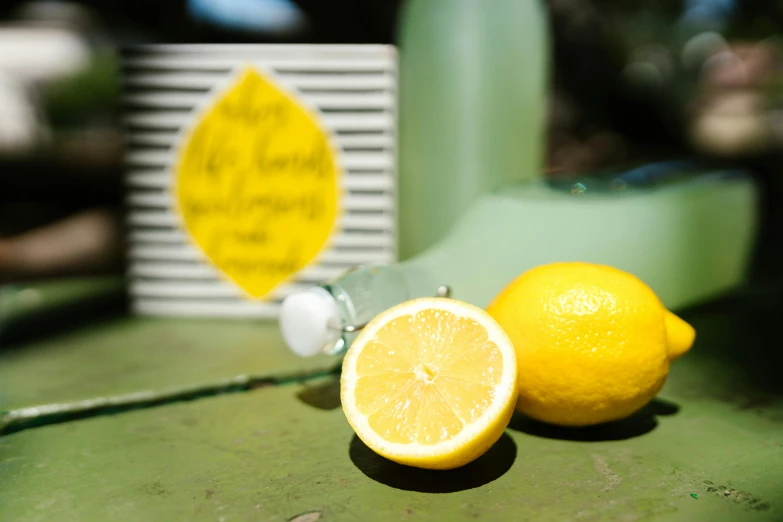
[1, 0, 783, 286]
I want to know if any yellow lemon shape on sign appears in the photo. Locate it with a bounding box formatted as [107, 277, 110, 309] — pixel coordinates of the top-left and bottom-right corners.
[175, 68, 340, 299]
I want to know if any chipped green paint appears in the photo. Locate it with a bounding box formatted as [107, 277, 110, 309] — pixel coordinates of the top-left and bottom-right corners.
[0, 280, 335, 431]
[0, 316, 336, 429]
[1, 281, 782, 520]
[1, 379, 782, 521]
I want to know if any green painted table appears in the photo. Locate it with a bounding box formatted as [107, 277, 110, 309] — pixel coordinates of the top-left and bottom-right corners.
[0, 278, 336, 432]
[1, 279, 782, 521]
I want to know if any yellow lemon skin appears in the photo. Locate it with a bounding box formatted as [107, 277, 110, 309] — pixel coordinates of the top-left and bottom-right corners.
[486, 262, 695, 427]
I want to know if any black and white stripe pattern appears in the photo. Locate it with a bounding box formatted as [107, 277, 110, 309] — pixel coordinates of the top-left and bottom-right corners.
[124, 45, 398, 318]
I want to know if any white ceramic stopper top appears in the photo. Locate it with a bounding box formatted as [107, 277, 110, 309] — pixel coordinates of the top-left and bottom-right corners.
[279, 287, 341, 357]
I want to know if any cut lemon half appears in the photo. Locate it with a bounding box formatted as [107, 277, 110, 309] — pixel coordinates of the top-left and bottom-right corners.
[340, 298, 518, 470]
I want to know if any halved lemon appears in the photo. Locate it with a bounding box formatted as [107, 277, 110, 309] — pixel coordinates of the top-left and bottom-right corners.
[340, 298, 518, 470]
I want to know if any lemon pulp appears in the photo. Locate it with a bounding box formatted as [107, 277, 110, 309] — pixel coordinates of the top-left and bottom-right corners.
[341, 298, 517, 469]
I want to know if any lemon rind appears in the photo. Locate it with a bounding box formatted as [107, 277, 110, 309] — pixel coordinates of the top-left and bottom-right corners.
[341, 297, 518, 464]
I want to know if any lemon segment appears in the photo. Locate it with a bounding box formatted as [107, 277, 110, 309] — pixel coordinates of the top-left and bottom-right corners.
[341, 298, 518, 470]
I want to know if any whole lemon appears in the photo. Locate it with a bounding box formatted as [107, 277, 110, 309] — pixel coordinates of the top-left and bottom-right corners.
[486, 262, 695, 427]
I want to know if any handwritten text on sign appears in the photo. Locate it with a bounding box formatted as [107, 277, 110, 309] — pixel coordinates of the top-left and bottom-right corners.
[176, 68, 340, 298]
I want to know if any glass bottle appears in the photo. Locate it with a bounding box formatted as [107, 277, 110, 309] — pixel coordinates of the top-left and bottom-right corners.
[397, 0, 548, 259]
[280, 166, 758, 357]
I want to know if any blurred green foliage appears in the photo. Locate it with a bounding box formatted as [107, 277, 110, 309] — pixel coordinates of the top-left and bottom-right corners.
[41, 49, 120, 128]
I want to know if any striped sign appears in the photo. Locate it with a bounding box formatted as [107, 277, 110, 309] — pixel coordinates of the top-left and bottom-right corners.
[123, 45, 398, 318]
